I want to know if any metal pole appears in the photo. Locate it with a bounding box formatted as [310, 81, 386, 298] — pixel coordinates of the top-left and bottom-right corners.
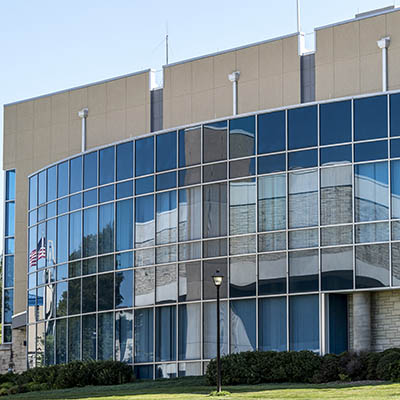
[216, 285, 221, 393]
[377, 37, 390, 92]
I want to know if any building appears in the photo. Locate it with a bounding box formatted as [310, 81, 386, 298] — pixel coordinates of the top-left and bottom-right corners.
[3, 5, 400, 377]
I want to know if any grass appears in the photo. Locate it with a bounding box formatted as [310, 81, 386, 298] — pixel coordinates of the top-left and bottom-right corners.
[2, 377, 400, 400]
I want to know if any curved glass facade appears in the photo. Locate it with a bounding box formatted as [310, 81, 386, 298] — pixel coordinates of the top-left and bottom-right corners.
[26, 92, 400, 377]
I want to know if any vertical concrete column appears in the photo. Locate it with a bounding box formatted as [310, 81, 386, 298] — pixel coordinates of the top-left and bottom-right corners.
[353, 292, 371, 352]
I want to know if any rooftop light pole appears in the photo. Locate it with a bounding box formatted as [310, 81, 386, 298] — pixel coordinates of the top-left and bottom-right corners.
[212, 270, 224, 393]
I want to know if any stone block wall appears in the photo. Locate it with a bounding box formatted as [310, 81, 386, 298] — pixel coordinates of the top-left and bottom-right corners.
[0, 328, 27, 374]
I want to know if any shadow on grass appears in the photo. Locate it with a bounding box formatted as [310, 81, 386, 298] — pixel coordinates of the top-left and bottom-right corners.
[4, 377, 393, 400]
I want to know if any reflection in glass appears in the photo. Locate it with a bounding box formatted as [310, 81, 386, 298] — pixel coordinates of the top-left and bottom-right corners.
[203, 259, 227, 299]
[58, 161, 68, 198]
[258, 111, 285, 154]
[258, 232, 286, 252]
[321, 247, 353, 290]
[229, 116, 255, 159]
[30, 175, 37, 210]
[203, 301, 228, 359]
[229, 235, 256, 255]
[156, 171, 176, 191]
[230, 299, 256, 353]
[99, 147, 115, 185]
[68, 279, 81, 315]
[356, 244, 389, 288]
[391, 93, 400, 137]
[56, 319, 66, 364]
[82, 276, 96, 313]
[230, 158, 255, 179]
[156, 244, 177, 264]
[203, 162, 226, 182]
[5, 202, 15, 237]
[355, 162, 388, 222]
[157, 131, 177, 172]
[82, 314, 96, 361]
[288, 149, 317, 170]
[84, 152, 97, 189]
[355, 222, 389, 243]
[156, 264, 177, 304]
[391, 160, 400, 218]
[136, 136, 154, 176]
[69, 211, 81, 261]
[178, 303, 201, 360]
[392, 242, 400, 286]
[179, 187, 201, 241]
[289, 229, 318, 249]
[289, 170, 318, 228]
[56, 281, 67, 317]
[259, 297, 287, 351]
[156, 306, 176, 361]
[98, 312, 113, 360]
[135, 267, 155, 306]
[135, 248, 155, 267]
[38, 170, 46, 205]
[179, 126, 201, 167]
[288, 105, 317, 150]
[230, 179, 256, 235]
[115, 270, 133, 308]
[320, 145, 352, 166]
[156, 191, 177, 245]
[6, 170, 15, 201]
[99, 203, 114, 254]
[135, 308, 153, 362]
[116, 200, 133, 251]
[258, 153, 286, 174]
[83, 207, 97, 258]
[321, 225, 353, 246]
[178, 242, 201, 261]
[203, 238, 227, 258]
[289, 250, 319, 293]
[115, 311, 133, 363]
[116, 141, 133, 181]
[45, 321, 55, 365]
[98, 273, 114, 311]
[68, 316, 81, 361]
[70, 156, 82, 194]
[47, 166, 57, 202]
[178, 167, 201, 186]
[178, 262, 201, 301]
[230, 256, 256, 297]
[355, 140, 387, 162]
[320, 100, 351, 145]
[203, 183, 227, 238]
[136, 176, 154, 195]
[135, 195, 155, 248]
[203, 121, 227, 163]
[117, 181, 133, 199]
[259, 253, 286, 295]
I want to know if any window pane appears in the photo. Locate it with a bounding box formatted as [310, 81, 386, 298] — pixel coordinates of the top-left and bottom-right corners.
[156, 244, 177, 264]
[70, 156, 82, 194]
[179, 242, 201, 261]
[230, 179, 256, 235]
[56, 319, 67, 364]
[99, 184, 114, 202]
[203, 162, 226, 183]
[391, 160, 400, 218]
[5, 202, 15, 237]
[6, 170, 15, 201]
[289, 228, 318, 249]
[69, 211, 81, 260]
[289, 295, 319, 351]
[229, 158, 255, 179]
[258, 231, 286, 252]
[203, 301, 228, 359]
[320, 100, 351, 145]
[356, 244, 389, 288]
[258, 174, 286, 232]
[355, 162, 388, 222]
[99, 203, 114, 254]
[289, 249, 319, 293]
[156, 171, 176, 191]
[179, 167, 201, 187]
[355, 140, 387, 162]
[135, 267, 155, 306]
[230, 256, 256, 297]
[288, 105, 317, 150]
[115, 311, 133, 363]
[258, 153, 286, 174]
[134, 308, 153, 362]
[117, 181, 133, 199]
[178, 261, 201, 301]
[135, 195, 154, 248]
[156, 264, 177, 304]
[203, 121, 227, 163]
[259, 252, 286, 295]
[47, 166, 57, 201]
[45, 320, 55, 365]
[391, 138, 400, 158]
[68, 279, 81, 315]
[29, 175, 37, 209]
[392, 242, 400, 286]
[135, 248, 155, 267]
[83, 207, 97, 258]
[98, 312, 113, 360]
[156, 191, 177, 244]
[4, 256, 14, 288]
[229, 116, 255, 159]
[157, 131, 177, 172]
[320, 145, 352, 166]
[68, 317, 81, 362]
[321, 165, 352, 225]
[99, 147, 115, 185]
[355, 95, 387, 141]
[56, 281, 67, 317]
[84, 152, 97, 189]
[258, 111, 285, 154]
[38, 170, 46, 205]
[203, 238, 227, 258]
[321, 225, 353, 246]
[259, 297, 287, 351]
[136, 136, 154, 176]
[84, 189, 97, 207]
[4, 289, 13, 324]
[289, 170, 318, 228]
[116, 141, 133, 181]
[136, 176, 154, 195]
[355, 222, 389, 243]
[98, 273, 114, 311]
[203, 183, 227, 238]
[178, 303, 201, 360]
[115, 270, 133, 308]
[82, 276, 96, 313]
[179, 126, 201, 167]
[155, 306, 176, 361]
[57, 215, 68, 264]
[179, 187, 201, 241]
[230, 299, 256, 353]
[229, 235, 256, 255]
[82, 314, 96, 361]
[288, 149, 317, 170]
[321, 247, 353, 290]
[203, 259, 227, 300]
[116, 199, 133, 251]
[58, 162, 68, 198]
[391, 93, 400, 137]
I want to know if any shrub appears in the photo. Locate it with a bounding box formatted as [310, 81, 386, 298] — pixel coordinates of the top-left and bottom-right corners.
[313, 353, 341, 383]
[376, 348, 400, 380]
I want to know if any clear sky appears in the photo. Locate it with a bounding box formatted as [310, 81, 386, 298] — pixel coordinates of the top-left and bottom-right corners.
[0, 0, 398, 252]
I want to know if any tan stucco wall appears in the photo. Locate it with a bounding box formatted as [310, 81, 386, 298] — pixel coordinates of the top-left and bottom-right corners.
[3, 70, 151, 316]
[162, 34, 301, 129]
[315, 9, 400, 100]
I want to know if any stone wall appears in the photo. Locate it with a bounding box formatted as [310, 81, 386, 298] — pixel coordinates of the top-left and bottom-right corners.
[0, 328, 27, 374]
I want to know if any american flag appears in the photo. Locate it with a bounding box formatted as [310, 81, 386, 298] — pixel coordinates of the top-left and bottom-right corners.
[37, 237, 46, 260]
[29, 249, 37, 268]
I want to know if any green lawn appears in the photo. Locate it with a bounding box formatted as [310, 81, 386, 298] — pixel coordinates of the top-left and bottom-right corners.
[3, 378, 400, 400]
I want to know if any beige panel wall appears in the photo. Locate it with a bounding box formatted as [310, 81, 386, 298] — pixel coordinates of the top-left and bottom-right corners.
[163, 35, 300, 129]
[3, 71, 151, 315]
[316, 9, 400, 100]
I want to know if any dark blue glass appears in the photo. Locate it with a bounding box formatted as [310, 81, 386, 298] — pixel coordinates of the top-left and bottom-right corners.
[179, 127, 201, 167]
[4, 256, 14, 288]
[134, 366, 153, 380]
[288, 105, 317, 150]
[84, 189, 97, 207]
[29, 175, 37, 210]
[136, 176, 154, 195]
[229, 116, 255, 159]
[116, 181, 133, 199]
[116, 199, 133, 251]
[117, 141, 133, 181]
[57, 215, 68, 263]
[6, 170, 15, 201]
[98, 274, 114, 311]
[47, 166, 57, 201]
[99, 203, 114, 254]
[157, 172, 176, 191]
[58, 162, 68, 198]
[230, 299, 256, 353]
[157, 131, 177, 172]
[69, 194, 81, 211]
[5, 203, 15, 237]
[38, 170, 46, 205]
[258, 153, 286, 174]
[136, 137, 154, 176]
[391, 139, 400, 158]
[391, 94, 400, 137]
[354, 95, 388, 141]
[229, 158, 255, 179]
[258, 111, 285, 154]
[355, 140, 387, 162]
[320, 101, 351, 145]
[116, 251, 133, 270]
[155, 306, 176, 361]
[69, 211, 81, 260]
[99, 147, 115, 185]
[134, 308, 153, 362]
[320, 145, 352, 165]
[4, 289, 13, 324]
[70, 156, 82, 194]
[115, 270, 133, 308]
[289, 149, 317, 170]
[57, 198, 68, 214]
[136, 195, 154, 224]
[84, 152, 97, 189]
[99, 185, 114, 203]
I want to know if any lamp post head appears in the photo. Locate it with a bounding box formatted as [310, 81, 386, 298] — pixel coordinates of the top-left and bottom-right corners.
[212, 270, 224, 287]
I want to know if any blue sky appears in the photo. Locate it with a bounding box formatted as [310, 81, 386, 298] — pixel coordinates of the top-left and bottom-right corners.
[0, 0, 398, 252]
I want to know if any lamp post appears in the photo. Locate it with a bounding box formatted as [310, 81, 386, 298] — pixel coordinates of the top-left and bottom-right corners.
[212, 270, 224, 393]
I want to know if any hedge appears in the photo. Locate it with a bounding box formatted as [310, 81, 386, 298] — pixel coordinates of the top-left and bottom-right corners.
[206, 348, 400, 385]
